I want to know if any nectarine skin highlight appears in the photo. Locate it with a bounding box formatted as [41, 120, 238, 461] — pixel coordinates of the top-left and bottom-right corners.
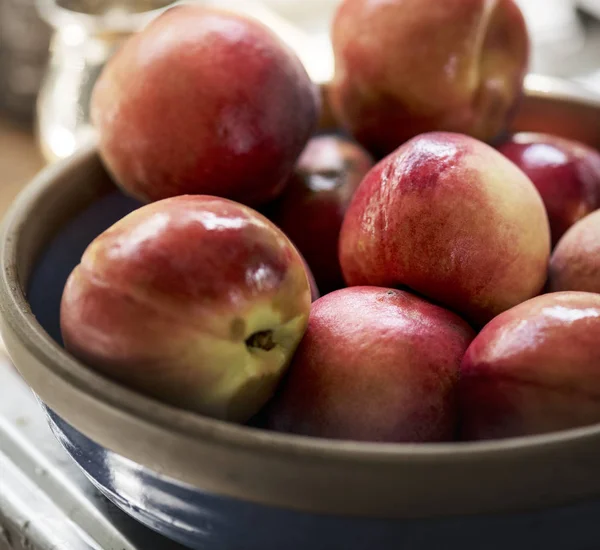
[459, 292, 600, 440]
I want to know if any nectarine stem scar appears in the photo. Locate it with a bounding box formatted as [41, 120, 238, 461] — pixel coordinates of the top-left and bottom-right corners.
[246, 330, 276, 352]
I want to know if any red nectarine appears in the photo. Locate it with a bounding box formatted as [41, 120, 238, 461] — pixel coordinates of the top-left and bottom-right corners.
[548, 210, 600, 294]
[269, 135, 373, 294]
[91, 5, 320, 206]
[267, 287, 475, 442]
[331, 0, 529, 156]
[498, 132, 600, 245]
[460, 292, 600, 440]
[339, 132, 551, 326]
[60, 196, 312, 422]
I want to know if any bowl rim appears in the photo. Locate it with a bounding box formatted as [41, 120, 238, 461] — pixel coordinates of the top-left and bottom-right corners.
[3, 74, 600, 466]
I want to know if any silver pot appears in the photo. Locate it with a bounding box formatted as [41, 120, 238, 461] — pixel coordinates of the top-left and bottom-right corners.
[34, 0, 175, 161]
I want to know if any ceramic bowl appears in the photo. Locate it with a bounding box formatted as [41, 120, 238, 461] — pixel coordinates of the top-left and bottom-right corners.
[3, 75, 600, 550]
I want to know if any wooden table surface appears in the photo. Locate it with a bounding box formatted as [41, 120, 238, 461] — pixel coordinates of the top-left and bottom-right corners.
[0, 118, 44, 217]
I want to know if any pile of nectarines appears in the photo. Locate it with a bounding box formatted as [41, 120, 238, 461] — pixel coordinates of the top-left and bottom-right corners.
[60, 1, 600, 443]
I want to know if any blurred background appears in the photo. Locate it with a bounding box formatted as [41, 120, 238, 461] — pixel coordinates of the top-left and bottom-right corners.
[0, 2, 599, 548]
[1, 0, 600, 214]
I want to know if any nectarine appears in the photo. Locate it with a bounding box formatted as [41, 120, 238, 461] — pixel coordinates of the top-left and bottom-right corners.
[269, 136, 373, 294]
[498, 132, 600, 245]
[339, 132, 551, 326]
[460, 292, 600, 440]
[548, 210, 600, 294]
[267, 287, 475, 442]
[331, 0, 529, 156]
[91, 5, 320, 206]
[60, 196, 312, 422]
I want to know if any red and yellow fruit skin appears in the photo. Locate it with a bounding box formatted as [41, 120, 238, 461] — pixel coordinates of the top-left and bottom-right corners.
[330, 0, 529, 156]
[548, 210, 600, 294]
[91, 5, 320, 206]
[267, 287, 475, 443]
[60, 195, 312, 422]
[339, 132, 550, 326]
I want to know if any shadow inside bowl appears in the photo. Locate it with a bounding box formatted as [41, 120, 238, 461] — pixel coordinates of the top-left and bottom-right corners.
[27, 190, 142, 344]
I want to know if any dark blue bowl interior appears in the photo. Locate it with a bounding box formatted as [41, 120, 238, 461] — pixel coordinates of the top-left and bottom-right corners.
[28, 190, 142, 346]
[26, 188, 600, 550]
